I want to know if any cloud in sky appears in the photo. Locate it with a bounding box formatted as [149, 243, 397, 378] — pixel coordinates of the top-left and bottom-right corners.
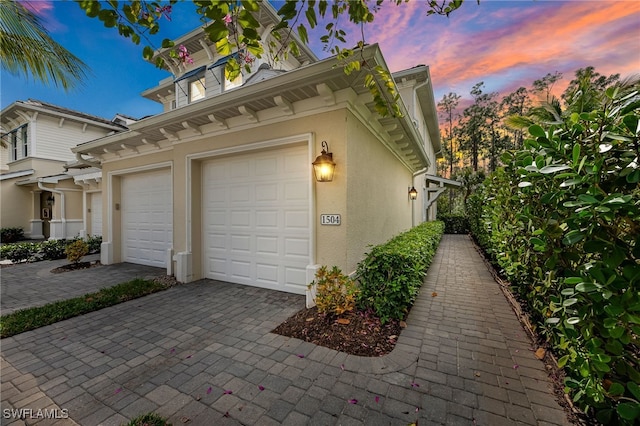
[367, 1, 640, 100]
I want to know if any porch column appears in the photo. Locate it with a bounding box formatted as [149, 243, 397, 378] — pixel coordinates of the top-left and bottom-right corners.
[29, 190, 44, 239]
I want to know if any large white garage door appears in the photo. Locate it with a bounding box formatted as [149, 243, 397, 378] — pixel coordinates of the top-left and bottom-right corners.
[121, 169, 172, 268]
[203, 144, 310, 294]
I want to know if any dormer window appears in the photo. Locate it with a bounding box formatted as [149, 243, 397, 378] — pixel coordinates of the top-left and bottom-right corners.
[175, 66, 206, 105]
[190, 78, 205, 102]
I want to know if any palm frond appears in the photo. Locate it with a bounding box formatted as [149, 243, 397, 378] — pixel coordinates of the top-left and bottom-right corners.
[0, 0, 90, 91]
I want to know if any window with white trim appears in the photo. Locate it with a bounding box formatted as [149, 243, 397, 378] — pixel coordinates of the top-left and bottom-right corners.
[7, 124, 28, 161]
[189, 78, 206, 102]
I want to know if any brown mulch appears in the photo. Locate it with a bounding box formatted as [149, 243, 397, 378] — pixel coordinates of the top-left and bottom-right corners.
[50, 260, 101, 274]
[272, 307, 402, 357]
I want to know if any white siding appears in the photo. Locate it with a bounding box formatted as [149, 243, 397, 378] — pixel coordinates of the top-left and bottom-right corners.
[34, 115, 113, 162]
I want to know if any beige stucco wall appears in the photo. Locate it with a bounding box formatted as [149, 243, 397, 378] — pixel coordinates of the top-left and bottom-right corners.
[345, 111, 414, 273]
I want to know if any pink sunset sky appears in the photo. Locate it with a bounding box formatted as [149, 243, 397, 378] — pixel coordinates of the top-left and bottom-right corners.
[2, 0, 639, 120]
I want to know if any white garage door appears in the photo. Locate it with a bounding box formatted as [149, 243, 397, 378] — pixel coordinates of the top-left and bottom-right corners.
[121, 169, 172, 268]
[203, 144, 310, 294]
[90, 192, 102, 237]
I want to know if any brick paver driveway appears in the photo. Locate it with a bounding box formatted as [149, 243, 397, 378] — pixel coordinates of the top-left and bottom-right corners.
[1, 235, 573, 425]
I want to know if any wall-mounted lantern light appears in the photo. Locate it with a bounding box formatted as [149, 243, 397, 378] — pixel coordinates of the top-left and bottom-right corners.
[408, 186, 418, 201]
[312, 141, 335, 182]
[46, 195, 55, 206]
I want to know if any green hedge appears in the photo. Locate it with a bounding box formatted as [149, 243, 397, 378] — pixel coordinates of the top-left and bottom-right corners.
[355, 221, 444, 323]
[467, 83, 639, 424]
[0, 236, 102, 263]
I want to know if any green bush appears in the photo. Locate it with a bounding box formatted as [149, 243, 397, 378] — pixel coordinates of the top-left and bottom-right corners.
[2, 242, 38, 263]
[40, 239, 69, 260]
[437, 213, 469, 234]
[356, 221, 444, 323]
[467, 79, 639, 424]
[0, 227, 24, 243]
[86, 235, 102, 254]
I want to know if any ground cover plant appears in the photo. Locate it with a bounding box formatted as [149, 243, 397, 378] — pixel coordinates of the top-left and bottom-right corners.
[274, 221, 444, 356]
[0, 278, 173, 338]
[0, 235, 101, 263]
[467, 74, 639, 424]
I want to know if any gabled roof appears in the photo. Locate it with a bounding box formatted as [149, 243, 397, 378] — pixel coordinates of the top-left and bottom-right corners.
[0, 99, 127, 132]
[393, 66, 442, 156]
[74, 44, 432, 172]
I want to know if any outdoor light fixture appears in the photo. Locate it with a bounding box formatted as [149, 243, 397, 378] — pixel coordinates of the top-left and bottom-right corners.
[312, 141, 335, 182]
[46, 195, 55, 206]
[409, 186, 418, 201]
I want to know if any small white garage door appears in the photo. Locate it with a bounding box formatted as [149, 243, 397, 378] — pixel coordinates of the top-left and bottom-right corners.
[121, 169, 172, 268]
[203, 144, 310, 294]
[90, 192, 102, 237]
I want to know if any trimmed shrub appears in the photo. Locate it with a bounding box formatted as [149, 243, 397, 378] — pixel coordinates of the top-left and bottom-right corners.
[356, 221, 444, 323]
[2, 242, 38, 263]
[0, 236, 101, 263]
[0, 227, 24, 243]
[437, 213, 469, 234]
[40, 239, 69, 260]
[65, 240, 89, 264]
[310, 266, 358, 316]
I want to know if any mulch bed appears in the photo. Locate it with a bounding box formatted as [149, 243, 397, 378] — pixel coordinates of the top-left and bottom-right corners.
[272, 307, 402, 357]
[50, 260, 101, 274]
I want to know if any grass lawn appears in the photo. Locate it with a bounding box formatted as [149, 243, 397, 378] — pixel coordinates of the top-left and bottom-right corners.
[0, 278, 172, 338]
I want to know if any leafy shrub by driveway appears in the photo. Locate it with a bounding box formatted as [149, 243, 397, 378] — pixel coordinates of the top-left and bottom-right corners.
[356, 221, 444, 323]
[0, 236, 102, 263]
[0, 227, 24, 243]
[467, 79, 639, 424]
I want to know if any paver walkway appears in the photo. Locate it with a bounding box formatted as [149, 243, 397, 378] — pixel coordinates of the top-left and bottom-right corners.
[1, 235, 573, 425]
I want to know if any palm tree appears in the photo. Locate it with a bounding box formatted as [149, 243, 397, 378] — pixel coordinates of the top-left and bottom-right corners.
[0, 0, 89, 92]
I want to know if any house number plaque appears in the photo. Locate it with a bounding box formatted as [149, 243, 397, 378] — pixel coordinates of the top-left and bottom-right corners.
[320, 214, 341, 225]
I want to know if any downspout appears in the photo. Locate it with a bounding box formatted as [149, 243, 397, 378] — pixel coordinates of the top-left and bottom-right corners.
[38, 180, 65, 239]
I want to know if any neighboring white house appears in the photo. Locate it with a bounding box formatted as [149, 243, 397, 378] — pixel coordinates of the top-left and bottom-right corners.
[0, 99, 131, 239]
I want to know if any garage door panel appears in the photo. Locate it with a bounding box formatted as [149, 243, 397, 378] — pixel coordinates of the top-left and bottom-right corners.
[256, 264, 278, 284]
[285, 238, 309, 257]
[256, 210, 278, 228]
[122, 169, 172, 268]
[256, 184, 278, 201]
[285, 210, 309, 229]
[203, 145, 309, 293]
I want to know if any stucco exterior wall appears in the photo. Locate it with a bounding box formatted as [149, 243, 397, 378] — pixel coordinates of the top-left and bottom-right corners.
[345, 111, 414, 274]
